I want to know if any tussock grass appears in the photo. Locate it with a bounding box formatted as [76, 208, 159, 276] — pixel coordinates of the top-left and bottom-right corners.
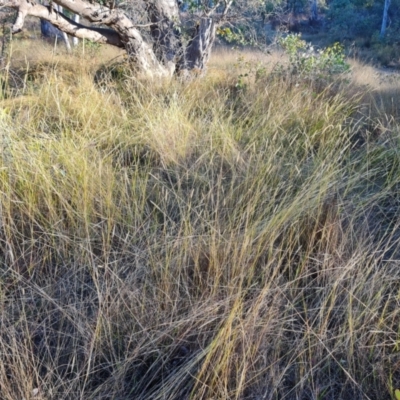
[1, 46, 400, 399]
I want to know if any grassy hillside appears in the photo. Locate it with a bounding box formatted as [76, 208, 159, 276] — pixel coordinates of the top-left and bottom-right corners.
[1, 42, 400, 399]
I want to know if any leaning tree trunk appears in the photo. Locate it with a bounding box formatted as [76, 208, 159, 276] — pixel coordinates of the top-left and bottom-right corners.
[0, 0, 228, 77]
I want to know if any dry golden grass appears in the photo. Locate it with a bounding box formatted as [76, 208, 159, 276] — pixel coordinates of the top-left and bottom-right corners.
[4, 38, 124, 79]
[0, 42, 400, 399]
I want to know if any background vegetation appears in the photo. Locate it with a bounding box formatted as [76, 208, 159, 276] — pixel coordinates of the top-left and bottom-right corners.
[218, 0, 400, 67]
[1, 38, 400, 399]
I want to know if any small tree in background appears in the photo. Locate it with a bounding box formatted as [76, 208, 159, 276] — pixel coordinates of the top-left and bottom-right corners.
[380, 0, 391, 38]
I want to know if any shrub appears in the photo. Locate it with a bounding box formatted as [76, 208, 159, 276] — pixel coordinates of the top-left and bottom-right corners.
[276, 33, 350, 86]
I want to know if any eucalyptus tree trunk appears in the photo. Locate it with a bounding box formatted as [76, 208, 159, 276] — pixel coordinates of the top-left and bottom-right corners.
[185, 18, 216, 71]
[55, 5, 71, 51]
[0, 0, 233, 77]
[72, 14, 79, 47]
[380, 0, 391, 38]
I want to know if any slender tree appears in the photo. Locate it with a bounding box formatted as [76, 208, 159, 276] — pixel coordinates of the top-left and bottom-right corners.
[72, 14, 79, 47]
[55, 5, 71, 51]
[380, 0, 391, 38]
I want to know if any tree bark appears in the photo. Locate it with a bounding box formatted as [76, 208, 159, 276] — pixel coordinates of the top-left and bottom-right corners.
[47, 0, 170, 75]
[2, 0, 122, 45]
[185, 18, 216, 71]
[145, 0, 183, 75]
[72, 14, 79, 47]
[56, 5, 71, 51]
[0, 0, 232, 77]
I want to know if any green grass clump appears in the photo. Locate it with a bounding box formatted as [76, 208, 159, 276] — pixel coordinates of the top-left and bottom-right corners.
[1, 47, 400, 400]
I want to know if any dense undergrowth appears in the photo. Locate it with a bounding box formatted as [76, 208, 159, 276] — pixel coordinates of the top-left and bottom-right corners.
[1, 46, 400, 399]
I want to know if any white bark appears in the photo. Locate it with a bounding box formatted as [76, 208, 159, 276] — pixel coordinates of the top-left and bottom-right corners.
[0, 0, 234, 77]
[56, 5, 71, 51]
[72, 14, 79, 47]
[1, 0, 122, 45]
[185, 18, 216, 71]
